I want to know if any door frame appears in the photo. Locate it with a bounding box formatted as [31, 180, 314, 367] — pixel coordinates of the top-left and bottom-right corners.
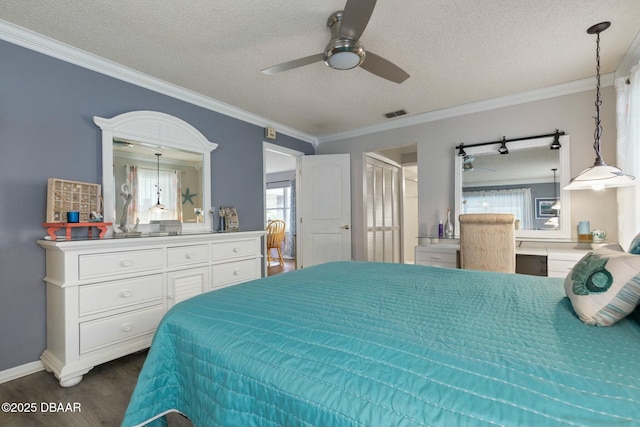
[263, 142, 304, 273]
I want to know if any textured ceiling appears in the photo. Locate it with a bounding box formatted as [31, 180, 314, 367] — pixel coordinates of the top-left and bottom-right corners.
[1, 0, 639, 141]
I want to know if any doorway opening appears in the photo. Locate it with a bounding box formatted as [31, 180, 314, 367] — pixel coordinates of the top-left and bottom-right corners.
[263, 142, 303, 276]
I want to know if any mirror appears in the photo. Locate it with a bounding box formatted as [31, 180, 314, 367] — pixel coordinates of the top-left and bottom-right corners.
[454, 135, 571, 239]
[94, 111, 218, 233]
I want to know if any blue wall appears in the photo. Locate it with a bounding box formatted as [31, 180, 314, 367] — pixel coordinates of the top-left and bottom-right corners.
[0, 40, 314, 371]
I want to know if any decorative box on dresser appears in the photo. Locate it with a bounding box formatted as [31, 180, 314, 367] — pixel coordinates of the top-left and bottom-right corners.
[37, 231, 264, 387]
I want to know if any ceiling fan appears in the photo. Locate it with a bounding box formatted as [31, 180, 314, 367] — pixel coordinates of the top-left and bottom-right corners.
[462, 155, 496, 172]
[261, 0, 410, 84]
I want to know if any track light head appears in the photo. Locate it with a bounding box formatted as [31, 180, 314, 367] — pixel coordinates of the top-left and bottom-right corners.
[498, 138, 509, 155]
[550, 130, 562, 150]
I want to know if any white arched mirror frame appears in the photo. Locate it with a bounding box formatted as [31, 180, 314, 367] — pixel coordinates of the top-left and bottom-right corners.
[454, 135, 571, 240]
[94, 110, 218, 233]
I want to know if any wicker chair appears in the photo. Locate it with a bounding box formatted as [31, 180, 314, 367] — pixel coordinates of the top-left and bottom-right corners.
[266, 220, 286, 267]
[459, 213, 515, 273]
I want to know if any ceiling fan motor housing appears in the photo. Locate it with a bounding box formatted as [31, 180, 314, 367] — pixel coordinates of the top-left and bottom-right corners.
[323, 11, 365, 70]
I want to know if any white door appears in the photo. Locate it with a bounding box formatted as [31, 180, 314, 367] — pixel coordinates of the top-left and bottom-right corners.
[298, 154, 351, 268]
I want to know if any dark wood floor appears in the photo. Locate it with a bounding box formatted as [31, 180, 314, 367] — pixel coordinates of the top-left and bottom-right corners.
[266, 258, 296, 276]
[0, 350, 192, 427]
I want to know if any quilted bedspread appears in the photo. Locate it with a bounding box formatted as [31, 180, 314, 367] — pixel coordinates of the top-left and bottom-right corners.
[122, 261, 640, 427]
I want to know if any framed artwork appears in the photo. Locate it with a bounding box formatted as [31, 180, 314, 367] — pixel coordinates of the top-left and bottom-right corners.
[219, 206, 240, 231]
[535, 198, 557, 219]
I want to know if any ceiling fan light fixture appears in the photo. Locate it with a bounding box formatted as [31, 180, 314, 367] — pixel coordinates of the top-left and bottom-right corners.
[323, 40, 365, 70]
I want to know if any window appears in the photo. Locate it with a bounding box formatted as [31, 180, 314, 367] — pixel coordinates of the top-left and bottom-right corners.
[266, 187, 291, 230]
[128, 166, 181, 224]
[462, 188, 533, 229]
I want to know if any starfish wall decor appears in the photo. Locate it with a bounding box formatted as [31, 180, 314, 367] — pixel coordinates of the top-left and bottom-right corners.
[182, 187, 197, 205]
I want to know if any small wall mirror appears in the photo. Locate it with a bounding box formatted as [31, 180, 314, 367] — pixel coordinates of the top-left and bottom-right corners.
[94, 111, 218, 233]
[454, 135, 571, 240]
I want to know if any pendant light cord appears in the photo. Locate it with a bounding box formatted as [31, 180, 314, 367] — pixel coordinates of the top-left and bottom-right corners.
[155, 153, 162, 205]
[593, 31, 605, 166]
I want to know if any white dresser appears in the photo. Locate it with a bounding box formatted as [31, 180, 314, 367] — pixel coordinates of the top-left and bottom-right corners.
[37, 231, 264, 387]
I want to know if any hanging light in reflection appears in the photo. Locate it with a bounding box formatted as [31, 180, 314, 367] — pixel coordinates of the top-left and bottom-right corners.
[150, 153, 165, 211]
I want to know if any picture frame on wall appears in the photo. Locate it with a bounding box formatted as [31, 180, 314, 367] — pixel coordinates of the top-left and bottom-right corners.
[535, 198, 556, 219]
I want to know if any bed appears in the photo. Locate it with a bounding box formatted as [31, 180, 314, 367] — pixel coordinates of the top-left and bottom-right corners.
[121, 261, 640, 427]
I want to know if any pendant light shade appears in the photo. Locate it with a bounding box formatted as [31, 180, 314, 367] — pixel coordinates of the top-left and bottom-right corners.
[150, 153, 165, 211]
[565, 21, 635, 191]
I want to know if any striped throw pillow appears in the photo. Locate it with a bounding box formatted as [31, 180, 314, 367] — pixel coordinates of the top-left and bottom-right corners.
[564, 245, 640, 326]
[628, 233, 640, 254]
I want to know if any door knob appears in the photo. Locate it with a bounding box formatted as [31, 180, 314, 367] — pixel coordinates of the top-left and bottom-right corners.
[342, 225, 350, 230]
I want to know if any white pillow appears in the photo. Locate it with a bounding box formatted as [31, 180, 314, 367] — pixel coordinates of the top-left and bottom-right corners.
[564, 245, 640, 326]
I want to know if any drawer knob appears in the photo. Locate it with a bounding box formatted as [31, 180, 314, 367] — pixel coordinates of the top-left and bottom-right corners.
[233, 270, 241, 275]
[122, 323, 132, 332]
[186, 252, 195, 259]
[120, 290, 131, 298]
[121, 260, 132, 267]
[233, 247, 240, 253]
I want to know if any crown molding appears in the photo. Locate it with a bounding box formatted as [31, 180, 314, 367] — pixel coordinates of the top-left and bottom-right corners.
[316, 74, 614, 144]
[0, 20, 316, 145]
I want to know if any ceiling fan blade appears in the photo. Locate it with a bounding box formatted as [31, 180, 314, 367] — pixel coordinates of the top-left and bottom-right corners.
[360, 51, 409, 83]
[339, 0, 377, 40]
[261, 53, 324, 75]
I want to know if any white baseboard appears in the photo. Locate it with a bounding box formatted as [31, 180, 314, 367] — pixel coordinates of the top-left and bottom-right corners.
[0, 360, 44, 385]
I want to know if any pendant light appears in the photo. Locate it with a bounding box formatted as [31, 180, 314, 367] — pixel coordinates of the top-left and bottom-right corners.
[150, 153, 165, 211]
[565, 22, 635, 190]
[551, 168, 561, 210]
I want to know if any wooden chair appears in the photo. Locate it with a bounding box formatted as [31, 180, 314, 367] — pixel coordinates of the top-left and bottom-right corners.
[459, 213, 515, 273]
[266, 220, 286, 267]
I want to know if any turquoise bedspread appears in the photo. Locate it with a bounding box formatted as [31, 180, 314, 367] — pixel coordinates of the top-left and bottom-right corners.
[122, 261, 640, 427]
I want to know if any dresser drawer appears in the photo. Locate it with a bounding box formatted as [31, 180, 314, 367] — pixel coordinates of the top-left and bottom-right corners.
[167, 244, 209, 267]
[415, 247, 458, 268]
[547, 250, 587, 278]
[211, 239, 259, 261]
[79, 305, 164, 354]
[211, 258, 259, 288]
[79, 274, 163, 316]
[79, 249, 164, 279]
[547, 260, 577, 278]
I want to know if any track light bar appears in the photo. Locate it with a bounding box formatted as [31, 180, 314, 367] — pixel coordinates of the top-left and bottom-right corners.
[455, 130, 565, 152]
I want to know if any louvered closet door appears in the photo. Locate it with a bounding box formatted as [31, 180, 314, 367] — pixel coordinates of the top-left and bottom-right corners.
[366, 156, 401, 263]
